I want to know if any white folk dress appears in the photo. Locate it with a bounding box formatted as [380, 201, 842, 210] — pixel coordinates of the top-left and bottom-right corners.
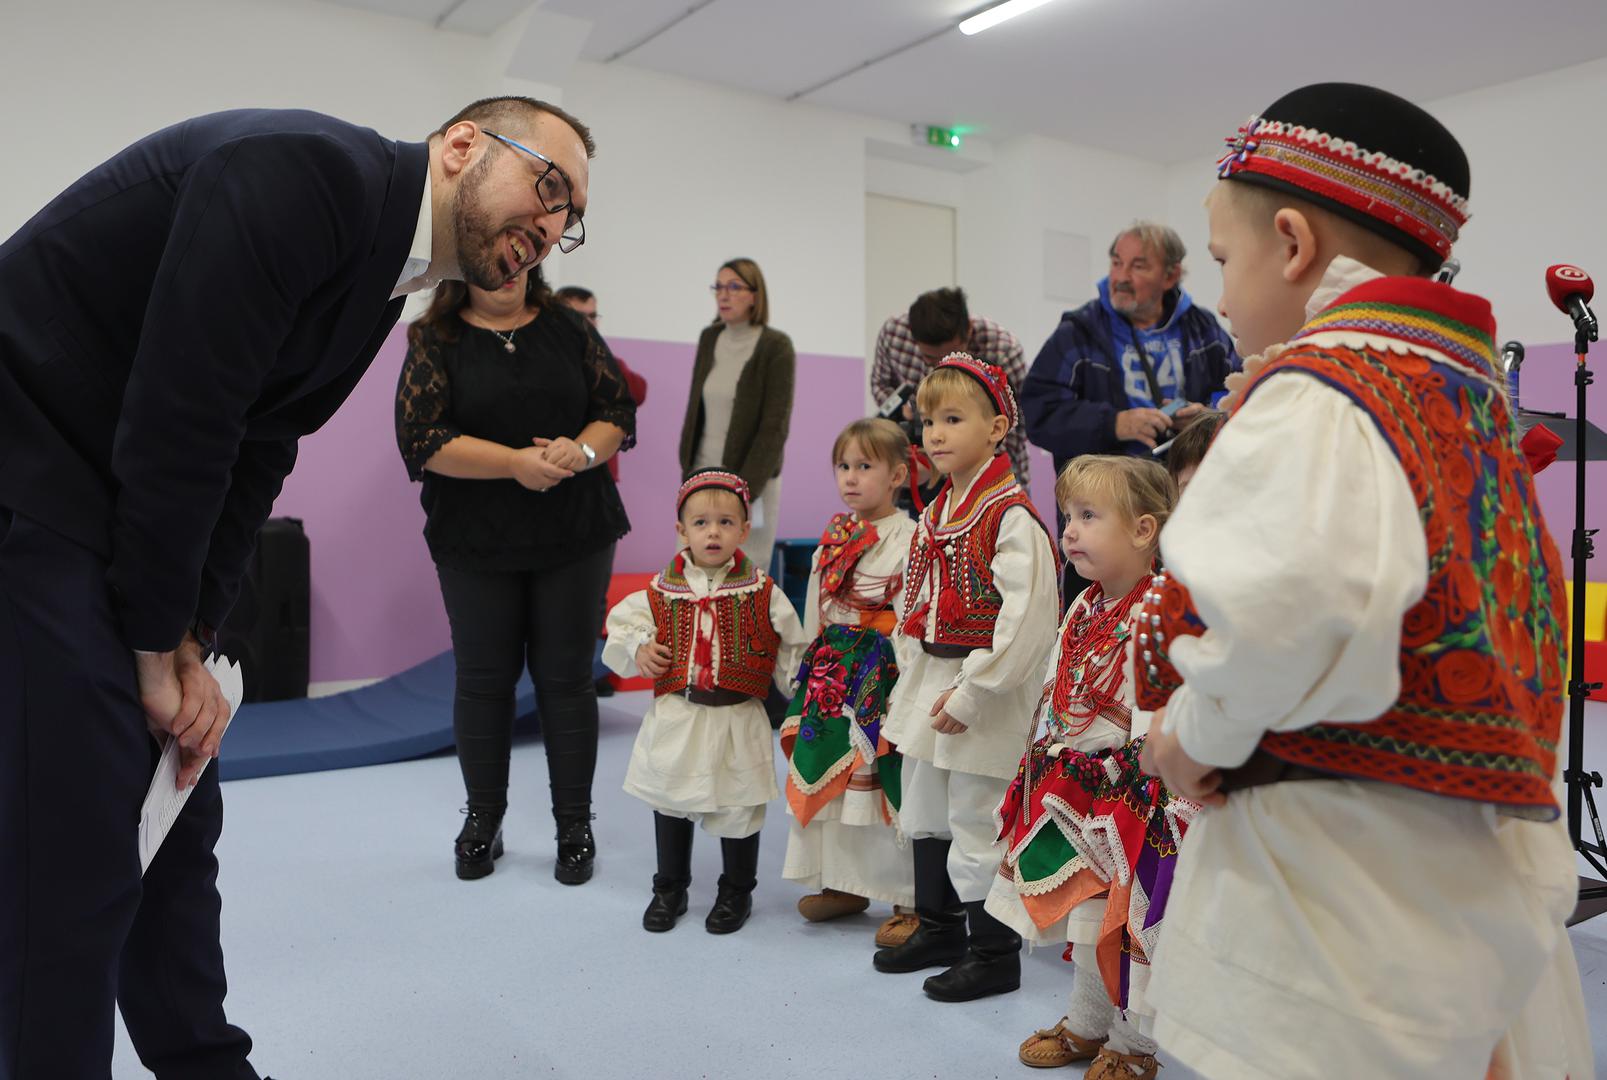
[604, 552, 807, 838]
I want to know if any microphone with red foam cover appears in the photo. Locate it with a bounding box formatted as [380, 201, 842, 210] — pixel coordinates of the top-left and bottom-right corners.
[1545, 264, 1598, 339]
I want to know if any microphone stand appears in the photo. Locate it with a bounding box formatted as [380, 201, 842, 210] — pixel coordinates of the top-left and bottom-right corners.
[1563, 313, 1607, 925]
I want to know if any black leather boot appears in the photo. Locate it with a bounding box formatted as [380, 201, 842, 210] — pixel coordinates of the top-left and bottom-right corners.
[554, 814, 596, 885]
[922, 900, 1022, 1001]
[454, 807, 505, 880]
[873, 836, 967, 972]
[706, 833, 760, 934]
[643, 813, 693, 932]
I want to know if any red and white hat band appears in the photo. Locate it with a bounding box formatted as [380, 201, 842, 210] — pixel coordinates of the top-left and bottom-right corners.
[935, 352, 1018, 431]
[677, 470, 751, 512]
[1217, 116, 1470, 257]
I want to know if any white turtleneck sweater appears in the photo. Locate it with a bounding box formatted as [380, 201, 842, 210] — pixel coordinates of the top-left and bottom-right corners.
[693, 320, 762, 470]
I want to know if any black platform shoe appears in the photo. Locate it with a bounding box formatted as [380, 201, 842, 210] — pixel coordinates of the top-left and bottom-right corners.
[554, 817, 596, 885]
[921, 901, 1022, 1001]
[454, 808, 504, 880]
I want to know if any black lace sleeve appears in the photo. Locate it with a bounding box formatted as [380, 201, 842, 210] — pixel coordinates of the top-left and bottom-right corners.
[581, 324, 637, 452]
[395, 328, 463, 482]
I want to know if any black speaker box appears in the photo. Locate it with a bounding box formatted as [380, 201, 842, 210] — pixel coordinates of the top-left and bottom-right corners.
[217, 516, 310, 702]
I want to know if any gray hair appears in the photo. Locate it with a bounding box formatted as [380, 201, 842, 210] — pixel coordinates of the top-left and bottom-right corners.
[1111, 221, 1187, 275]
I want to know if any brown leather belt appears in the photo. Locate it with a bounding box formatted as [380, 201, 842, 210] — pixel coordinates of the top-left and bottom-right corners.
[921, 642, 977, 659]
[1217, 749, 1338, 795]
[683, 687, 754, 708]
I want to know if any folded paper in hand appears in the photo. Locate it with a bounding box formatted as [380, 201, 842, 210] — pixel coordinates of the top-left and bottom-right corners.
[138, 655, 243, 874]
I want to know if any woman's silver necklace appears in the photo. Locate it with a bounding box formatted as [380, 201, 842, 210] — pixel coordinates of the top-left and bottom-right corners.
[490, 327, 517, 353]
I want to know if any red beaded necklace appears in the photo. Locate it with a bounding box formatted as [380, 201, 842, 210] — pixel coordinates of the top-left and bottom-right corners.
[1045, 574, 1152, 738]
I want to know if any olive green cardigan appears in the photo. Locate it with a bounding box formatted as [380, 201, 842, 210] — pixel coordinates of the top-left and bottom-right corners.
[677, 323, 796, 491]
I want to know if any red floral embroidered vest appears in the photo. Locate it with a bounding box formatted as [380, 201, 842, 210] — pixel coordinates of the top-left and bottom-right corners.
[647, 551, 781, 701]
[1139, 278, 1568, 819]
[900, 454, 1050, 650]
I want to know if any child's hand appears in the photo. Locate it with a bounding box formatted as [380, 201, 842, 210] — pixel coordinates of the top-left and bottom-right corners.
[1139, 709, 1225, 808]
[929, 688, 968, 734]
[635, 641, 672, 679]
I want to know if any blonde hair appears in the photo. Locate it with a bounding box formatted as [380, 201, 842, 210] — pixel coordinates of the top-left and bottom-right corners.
[832, 417, 910, 471]
[715, 257, 770, 326]
[915, 366, 999, 426]
[1056, 455, 1176, 544]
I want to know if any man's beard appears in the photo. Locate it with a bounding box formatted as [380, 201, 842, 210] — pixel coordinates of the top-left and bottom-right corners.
[1111, 289, 1158, 322]
[452, 155, 540, 291]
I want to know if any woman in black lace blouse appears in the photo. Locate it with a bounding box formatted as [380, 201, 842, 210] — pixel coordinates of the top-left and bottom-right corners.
[396, 267, 636, 885]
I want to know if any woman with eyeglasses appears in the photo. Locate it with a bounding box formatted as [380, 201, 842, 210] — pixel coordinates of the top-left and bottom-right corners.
[677, 258, 796, 574]
[396, 265, 636, 885]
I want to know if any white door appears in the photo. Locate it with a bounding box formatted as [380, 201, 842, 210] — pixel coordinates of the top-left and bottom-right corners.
[864, 193, 957, 409]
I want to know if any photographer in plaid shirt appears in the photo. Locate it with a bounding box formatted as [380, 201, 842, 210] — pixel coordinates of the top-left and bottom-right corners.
[871, 289, 1031, 504]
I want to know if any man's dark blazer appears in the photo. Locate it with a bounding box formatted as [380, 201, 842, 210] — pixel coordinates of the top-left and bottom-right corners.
[0, 109, 428, 651]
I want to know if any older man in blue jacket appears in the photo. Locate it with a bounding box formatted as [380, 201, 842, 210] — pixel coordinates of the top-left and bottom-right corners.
[1023, 222, 1237, 457]
[0, 96, 592, 1079]
[1021, 222, 1237, 598]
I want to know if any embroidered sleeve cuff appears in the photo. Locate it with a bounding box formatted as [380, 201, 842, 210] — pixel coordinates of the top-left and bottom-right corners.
[1164, 683, 1263, 770]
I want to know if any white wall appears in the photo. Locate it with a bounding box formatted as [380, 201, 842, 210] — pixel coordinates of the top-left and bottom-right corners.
[543, 65, 1173, 363]
[1168, 58, 1607, 347]
[541, 59, 900, 357]
[956, 135, 1171, 364]
[1, 0, 515, 237]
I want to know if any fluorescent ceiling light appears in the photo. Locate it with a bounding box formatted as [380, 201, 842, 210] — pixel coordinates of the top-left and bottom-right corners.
[958, 0, 1059, 35]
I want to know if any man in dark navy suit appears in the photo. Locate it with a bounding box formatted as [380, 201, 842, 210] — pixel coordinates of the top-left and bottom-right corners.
[0, 95, 593, 1079]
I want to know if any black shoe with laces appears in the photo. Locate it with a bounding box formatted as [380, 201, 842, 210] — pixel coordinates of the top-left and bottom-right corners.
[454, 808, 504, 880]
[554, 816, 596, 885]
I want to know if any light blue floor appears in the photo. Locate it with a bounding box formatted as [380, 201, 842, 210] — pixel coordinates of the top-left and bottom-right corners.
[112, 693, 1607, 1079]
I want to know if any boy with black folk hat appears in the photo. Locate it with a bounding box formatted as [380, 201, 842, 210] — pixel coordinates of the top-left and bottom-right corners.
[1136, 83, 1592, 1078]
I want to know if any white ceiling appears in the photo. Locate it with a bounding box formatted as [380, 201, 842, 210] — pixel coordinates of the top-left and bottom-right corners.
[326, 0, 1607, 163]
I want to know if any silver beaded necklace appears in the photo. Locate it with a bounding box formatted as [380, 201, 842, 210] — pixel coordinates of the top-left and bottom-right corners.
[490, 327, 518, 353]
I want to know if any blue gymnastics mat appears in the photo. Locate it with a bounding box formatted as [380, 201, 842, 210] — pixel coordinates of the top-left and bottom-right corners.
[217, 646, 609, 782]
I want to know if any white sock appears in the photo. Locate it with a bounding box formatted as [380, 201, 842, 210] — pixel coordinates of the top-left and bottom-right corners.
[1106, 1011, 1159, 1060]
[1063, 942, 1114, 1041]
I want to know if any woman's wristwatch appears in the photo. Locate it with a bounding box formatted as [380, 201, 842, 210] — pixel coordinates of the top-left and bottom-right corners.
[579, 441, 597, 468]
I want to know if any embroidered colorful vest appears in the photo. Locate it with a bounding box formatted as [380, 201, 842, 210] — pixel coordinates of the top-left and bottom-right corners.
[1139, 278, 1568, 820]
[647, 551, 781, 701]
[901, 454, 1049, 649]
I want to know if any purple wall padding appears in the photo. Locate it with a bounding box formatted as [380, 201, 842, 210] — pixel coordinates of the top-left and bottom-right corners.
[270, 328, 1060, 683]
[272, 327, 1589, 684]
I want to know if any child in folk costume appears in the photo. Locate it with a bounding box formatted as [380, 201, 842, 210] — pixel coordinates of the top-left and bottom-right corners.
[871, 353, 1060, 1002]
[780, 419, 918, 943]
[604, 469, 807, 935]
[988, 456, 1186, 1080]
[1137, 83, 1592, 1079]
